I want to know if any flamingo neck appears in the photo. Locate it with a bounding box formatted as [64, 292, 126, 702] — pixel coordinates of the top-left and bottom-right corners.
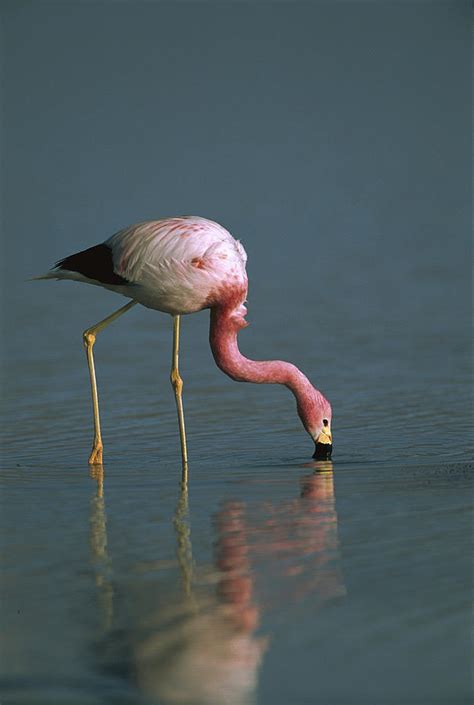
[209, 305, 327, 434]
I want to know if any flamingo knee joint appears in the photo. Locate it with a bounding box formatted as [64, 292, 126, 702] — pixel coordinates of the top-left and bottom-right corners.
[83, 331, 96, 348]
[170, 370, 183, 392]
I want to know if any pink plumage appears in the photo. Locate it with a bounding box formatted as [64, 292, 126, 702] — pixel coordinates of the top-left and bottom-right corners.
[41, 216, 332, 461]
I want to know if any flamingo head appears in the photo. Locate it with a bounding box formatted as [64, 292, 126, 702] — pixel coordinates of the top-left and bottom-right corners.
[297, 393, 333, 459]
[312, 418, 333, 460]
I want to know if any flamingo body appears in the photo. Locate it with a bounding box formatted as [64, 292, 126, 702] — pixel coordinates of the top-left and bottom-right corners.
[49, 217, 248, 315]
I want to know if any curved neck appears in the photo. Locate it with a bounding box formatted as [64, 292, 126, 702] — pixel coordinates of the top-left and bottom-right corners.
[209, 306, 324, 429]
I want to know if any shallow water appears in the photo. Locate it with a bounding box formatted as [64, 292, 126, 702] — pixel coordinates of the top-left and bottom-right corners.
[2, 2, 472, 703]
[1, 274, 472, 705]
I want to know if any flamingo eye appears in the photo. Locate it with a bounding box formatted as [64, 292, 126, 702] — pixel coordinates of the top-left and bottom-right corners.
[322, 419, 328, 426]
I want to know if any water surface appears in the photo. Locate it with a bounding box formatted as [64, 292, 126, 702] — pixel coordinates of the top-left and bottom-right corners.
[1, 277, 471, 704]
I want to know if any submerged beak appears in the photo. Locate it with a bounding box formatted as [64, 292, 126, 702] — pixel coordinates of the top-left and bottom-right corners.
[313, 422, 333, 460]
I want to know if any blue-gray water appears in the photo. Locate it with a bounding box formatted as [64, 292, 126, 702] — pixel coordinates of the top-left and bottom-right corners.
[1, 3, 472, 704]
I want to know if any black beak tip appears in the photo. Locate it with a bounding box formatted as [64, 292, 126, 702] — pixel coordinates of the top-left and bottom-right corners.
[313, 442, 333, 460]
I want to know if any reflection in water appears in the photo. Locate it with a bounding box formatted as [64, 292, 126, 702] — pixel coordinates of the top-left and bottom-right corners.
[135, 485, 267, 705]
[214, 462, 345, 614]
[89, 465, 114, 630]
[90, 463, 345, 705]
[173, 482, 194, 601]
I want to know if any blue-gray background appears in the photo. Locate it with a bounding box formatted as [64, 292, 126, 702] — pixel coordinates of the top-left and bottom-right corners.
[2, 1, 471, 457]
[1, 2, 472, 705]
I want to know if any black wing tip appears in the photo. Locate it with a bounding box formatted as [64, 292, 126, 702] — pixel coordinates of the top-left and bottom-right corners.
[55, 243, 129, 285]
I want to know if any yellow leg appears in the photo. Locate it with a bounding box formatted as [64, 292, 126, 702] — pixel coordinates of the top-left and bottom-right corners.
[83, 300, 137, 465]
[170, 315, 189, 481]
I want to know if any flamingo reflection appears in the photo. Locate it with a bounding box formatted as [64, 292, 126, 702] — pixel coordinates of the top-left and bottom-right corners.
[90, 462, 345, 705]
[89, 466, 114, 630]
[135, 484, 267, 705]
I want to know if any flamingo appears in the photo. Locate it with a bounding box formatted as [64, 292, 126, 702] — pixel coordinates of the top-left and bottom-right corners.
[38, 216, 332, 473]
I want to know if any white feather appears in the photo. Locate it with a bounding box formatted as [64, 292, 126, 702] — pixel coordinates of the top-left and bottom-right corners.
[44, 216, 248, 315]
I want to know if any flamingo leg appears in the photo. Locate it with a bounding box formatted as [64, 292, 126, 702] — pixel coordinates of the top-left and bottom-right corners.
[83, 300, 137, 465]
[170, 315, 189, 481]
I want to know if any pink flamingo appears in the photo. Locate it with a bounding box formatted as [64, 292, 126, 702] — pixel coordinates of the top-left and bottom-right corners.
[38, 216, 332, 472]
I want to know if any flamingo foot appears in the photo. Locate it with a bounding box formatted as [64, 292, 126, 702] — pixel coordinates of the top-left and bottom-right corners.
[88, 442, 103, 465]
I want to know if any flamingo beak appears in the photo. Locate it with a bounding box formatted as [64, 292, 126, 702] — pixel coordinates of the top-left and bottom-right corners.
[313, 441, 333, 460]
[312, 421, 333, 459]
